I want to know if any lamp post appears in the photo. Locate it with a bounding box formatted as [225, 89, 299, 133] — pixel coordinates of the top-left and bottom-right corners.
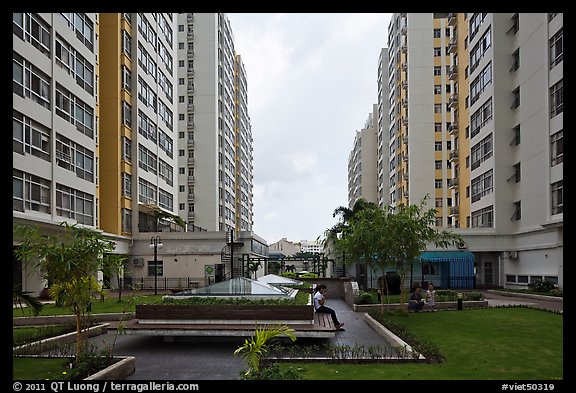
[149, 236, 163, 295]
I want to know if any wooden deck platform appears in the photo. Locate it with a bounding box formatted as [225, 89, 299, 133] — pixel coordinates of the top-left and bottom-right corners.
[108, 312, 336, 339]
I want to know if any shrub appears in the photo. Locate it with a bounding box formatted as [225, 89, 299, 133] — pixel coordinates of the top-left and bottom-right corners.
[528, 279, 557, 293]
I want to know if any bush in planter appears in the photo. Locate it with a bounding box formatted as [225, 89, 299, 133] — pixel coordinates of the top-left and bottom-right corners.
[528, 279, 557, 293]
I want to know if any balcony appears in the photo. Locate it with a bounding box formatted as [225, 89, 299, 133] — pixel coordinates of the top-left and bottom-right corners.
[448, 121, 459, 135]
[449, 93, 458, 108]
[449, 150, 459, 161]
[450, 206, 459, 216]
[448, 177, 459, 189]
[448, 13, 457, 27]
[448, 64, 458, 80]
[448, 36, 458, 54]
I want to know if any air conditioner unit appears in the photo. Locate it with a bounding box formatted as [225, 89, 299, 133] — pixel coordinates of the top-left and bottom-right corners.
[457, 240, 467, 249]
[133, 258, 144, 267]
[509, 251, 518, 260]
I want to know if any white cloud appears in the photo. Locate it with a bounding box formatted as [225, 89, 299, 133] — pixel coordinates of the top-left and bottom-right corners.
[227, 13, 393, 243]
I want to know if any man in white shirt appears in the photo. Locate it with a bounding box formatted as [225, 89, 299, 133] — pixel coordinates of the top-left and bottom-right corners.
[313, 284, 344, 330]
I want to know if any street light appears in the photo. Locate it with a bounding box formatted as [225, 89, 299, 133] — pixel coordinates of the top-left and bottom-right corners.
[149, 236, 163, 295]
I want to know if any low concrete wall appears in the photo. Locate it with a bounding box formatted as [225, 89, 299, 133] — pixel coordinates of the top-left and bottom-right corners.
[353, 300, 488, 312]
[13, 324, 110, 355]
[85, 356, 136, 380]
[13, 313, 135, 327]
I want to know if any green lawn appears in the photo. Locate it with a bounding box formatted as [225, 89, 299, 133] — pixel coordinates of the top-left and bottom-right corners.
[13, 357, 72, 380]
[13, 293, 165, 317]
[279, 307, 563, 380]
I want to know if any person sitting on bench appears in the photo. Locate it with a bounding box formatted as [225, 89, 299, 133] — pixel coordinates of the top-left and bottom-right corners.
[313, 284, 345, 330]
[408, 286, 425, 312]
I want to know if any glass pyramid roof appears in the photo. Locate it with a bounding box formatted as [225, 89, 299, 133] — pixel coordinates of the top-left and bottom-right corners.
[170, 276, 294, 297]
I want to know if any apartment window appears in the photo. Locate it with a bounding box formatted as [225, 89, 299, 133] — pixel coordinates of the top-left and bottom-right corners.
[507, 13, 519, 35]
[434, 28, 441, 38]
[469, 13, 487, 41]
[13, 13, 51, 57]
[179, 78, 184, 85]
[138, 178, 157, 205]
[434, 66, 441, 76]
[179, 60, 184, 67]
[511, 87, 520, 109]
[435, 217, 443, 227]
[471, 205, 493, 228]
[470, 62, 492, 105]
[121, 208, 132, 233]
[511, 125, 520, 146]
[548, 13, 558, 22]
[512, 201, 521, 221]
[435, 160, 442, 170]
[158, 159, 173, 186]
[508, 163, 521, 183]
[551, 181, 563, 215]
[59, 13, 94, 51]
[122, 173, 132, 198]
[435, 198, 443, 207]
[55, 184, 94, 225]
[122, 30, 131, 57]
[435, 142, 443, 151]
[551, 130, 563, 166]
[470, 27, 491, 73]
[550, 80, 563, 117]
[471, 169, 493, 202]
[434, 85, 442, 94]
[471, 133, 493, 170]
[434, 47, 442, 56]
[13, 111, 50, 161]
[435, 179, 442, 189]
[434, 104, 442, 113]
[122, 101, 132, 128]
[13, 169, 51, 213]
[13, 53, 51, 109]
[470, 98, 492, 138]
[148, 260, 163, 277]
[122, 136, 132, 163]
[510, 49, 519, 72]
[435, 123, 442, 132]
[121, 66, 131, 93]
[550, 29, 564, 69]
[55, 84, 94, 138]
[178, 42, 184, 49]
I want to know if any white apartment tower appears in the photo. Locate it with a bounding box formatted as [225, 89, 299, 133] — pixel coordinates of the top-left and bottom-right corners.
[13, 13, 99, 229]
[376, 48, 390, 209]
[374, 13, 563, 288]
[347, 104, 379, 208]
[177, 13, 253, 233]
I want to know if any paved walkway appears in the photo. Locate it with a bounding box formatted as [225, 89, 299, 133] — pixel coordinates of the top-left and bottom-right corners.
[89, 291, 562, 380]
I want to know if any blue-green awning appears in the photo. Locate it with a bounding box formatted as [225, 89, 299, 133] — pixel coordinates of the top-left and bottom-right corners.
[419, 251, 474, 263]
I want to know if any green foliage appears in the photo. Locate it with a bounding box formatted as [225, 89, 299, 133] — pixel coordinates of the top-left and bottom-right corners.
[161, 289, 310, 305]
[13, 324, 76, 347]
[240, 363, 302, 380]
[528, 279, 557, 293]
[64, 344, 116, 380]
[234, 324, 297, 379]
[13, 287, 43, 316]
[369, 311, 444, 363]
[356, 291, 377, 305]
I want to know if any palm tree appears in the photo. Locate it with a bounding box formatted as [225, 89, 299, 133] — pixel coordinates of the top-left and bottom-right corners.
[13, 286, 43, 316]
[233, 324, 296, 379]
[247, 260, 262, 280]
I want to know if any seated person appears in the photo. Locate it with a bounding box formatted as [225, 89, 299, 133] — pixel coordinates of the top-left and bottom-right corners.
[408, 286, 425, 312]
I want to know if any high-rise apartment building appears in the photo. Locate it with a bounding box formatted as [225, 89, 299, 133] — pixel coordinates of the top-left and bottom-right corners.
[360, 13, 563, 289]
[99, 13, 179, 236]
[176, 13, 253, 233]
[376, 48, 390, 209]
[13, 13, 262, 296]
[13, 13, 100, 229]
[348, 104, 379, 207]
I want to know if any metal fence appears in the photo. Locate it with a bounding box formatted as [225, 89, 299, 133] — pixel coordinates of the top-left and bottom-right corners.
[119, 277, 211, 291]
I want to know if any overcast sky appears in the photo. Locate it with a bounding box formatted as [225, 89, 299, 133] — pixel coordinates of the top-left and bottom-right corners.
[226, 13, 393, 245]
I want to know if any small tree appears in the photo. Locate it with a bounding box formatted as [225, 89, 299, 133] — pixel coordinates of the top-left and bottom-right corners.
[13, 222, 116, 357]
[233, 324, 296, 379]
[101, 254, 129, 302]
[333, 195, 462, 312]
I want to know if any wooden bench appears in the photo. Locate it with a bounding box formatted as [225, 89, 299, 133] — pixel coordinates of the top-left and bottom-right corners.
[314, 311, 335, 330]
[108, 311, 338, 339]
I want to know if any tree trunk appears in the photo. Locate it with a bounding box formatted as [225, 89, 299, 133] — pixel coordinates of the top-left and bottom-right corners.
[398, 271, 409, 312]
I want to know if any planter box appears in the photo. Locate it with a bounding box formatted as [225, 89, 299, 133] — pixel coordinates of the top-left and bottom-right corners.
[136, 304, 314, 325]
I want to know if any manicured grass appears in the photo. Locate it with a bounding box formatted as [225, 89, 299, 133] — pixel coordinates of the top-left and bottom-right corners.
[13, 357, 72, 380]
[13, 293, 165, 317]
[13, 324, 76, 346]
[279, 307, 563, 380]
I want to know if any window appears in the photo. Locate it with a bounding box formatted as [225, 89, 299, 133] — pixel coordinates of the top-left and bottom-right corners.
[470, 62, 492, 105]
[434, 85, 442, 94]
[148, 260, 164, 277]
[511, 87, 520, 109]
[434, 104, 442, 113]
[507, 13, 519, 35]
[434, 47, 441, 56]
[13, 169, 51, 214]
[511, 125, 520, 146]
[435, 142, 442, 151]
[550, 80, 563, 117]
[13, 111, 50, 161]
[512, 201, 521, 221]
[551, 130, 563, 166]
[435, 179, 442, 189]
[471, 133, 493, 170]
[549, 28, 563, 69]
[471, 205, 493, 228]
[433, 28, 441, 38]
[510, 49, 519, 72]
[435, 160, 442, 170]
[13, 53, 51, 109]
[470, 98, 492, 138]
[507, 163, 520, 183]
[471, 169, 493, 202]
[434, 66, 441, 76]
[470, 27, 491, 73]
[422, 263, 436, 275]
[435, 198, 443, 207]
[435, 123, 442, 132]
[551, 181, 563, 215]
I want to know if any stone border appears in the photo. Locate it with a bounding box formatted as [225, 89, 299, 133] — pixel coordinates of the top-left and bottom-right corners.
[13, 323, 136, 380]
[13, 313, 135, 326]
[363, 313, 425, 360]
[353, 300, 488, 312]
